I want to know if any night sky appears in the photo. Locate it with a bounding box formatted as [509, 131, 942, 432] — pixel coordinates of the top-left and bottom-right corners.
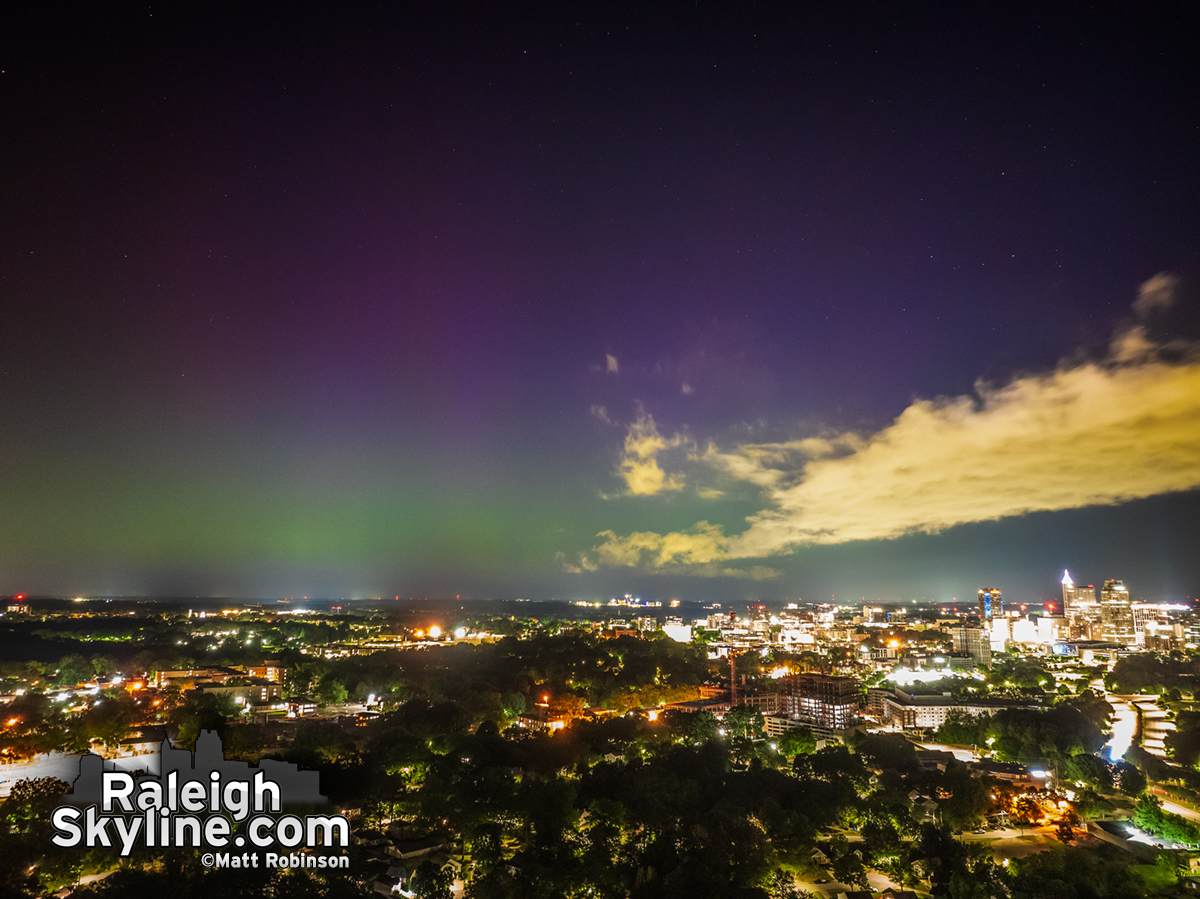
[3, 4, 1199, 604]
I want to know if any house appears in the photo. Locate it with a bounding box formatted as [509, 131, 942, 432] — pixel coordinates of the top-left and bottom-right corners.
[288, 696, 319, 717]
[390, 834, 449, 860]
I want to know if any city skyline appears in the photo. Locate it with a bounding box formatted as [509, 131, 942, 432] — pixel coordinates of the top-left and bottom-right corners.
[2, 5, 1199, 602]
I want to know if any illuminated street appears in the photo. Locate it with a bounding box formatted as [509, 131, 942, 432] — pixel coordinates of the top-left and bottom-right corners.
[1104, 694, 1139, 762]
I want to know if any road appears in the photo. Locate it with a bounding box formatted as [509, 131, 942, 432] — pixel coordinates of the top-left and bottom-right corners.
[959, 825, 1087, 860]
[912, 741, 979, 763]
[0, 750, 159, 796]
[794, 868, 907, 898]
[1149, 789, 1200, 824]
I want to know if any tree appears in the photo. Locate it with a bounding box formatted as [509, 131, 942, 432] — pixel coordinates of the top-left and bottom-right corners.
[1011, 795, 1043, 827]
[1055, 808, 1081, 843]
[689, 711, 720, 744]
[828, 836, 868, 888]
[80, 689, 140, 748]
[937, 760, 991, 831]
[169, 691, 239, 749]
[0, 778, 77, 895]
[1008, 845, 1147, 898]
[937, 709, 987, 746]
[767, 867, 808, 899]
[500, 692, 526, 720]
[412, 859, 453, 899]
[54, 653, 93, 687]
[777, 726, 816, 757]
[287, 720, 356, 762]
[724, 704, 766, 739]
[1065, 752, 1114, 790]
[316, 673, 348, 706]
[1113, 760, 1147, 797]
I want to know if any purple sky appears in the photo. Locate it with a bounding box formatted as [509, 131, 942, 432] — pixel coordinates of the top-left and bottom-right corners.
[2, 4, 1199, 604]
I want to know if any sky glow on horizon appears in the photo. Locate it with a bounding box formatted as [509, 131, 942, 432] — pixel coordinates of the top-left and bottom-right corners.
[1, 6, 1198, 603]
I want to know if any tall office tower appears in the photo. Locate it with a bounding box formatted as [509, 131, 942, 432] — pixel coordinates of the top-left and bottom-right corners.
[978, 588, 1003, 620]
[1100, 579, 1135, 644]
[1062, 570, 1077, 617]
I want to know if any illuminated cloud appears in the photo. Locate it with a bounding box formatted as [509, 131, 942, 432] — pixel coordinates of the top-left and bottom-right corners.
[606, 353, 620, 374]
[569, 523, 779, 579]
[1133, 272, 1179, 317]
[698, 435, 860, 489]
[616, 411, 685, 496]
[577, 275, 1200, 574]
[725, 348, 1200, 555]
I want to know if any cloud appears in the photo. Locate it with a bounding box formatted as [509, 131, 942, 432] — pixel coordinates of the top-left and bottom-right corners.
[556, 551, 597, 574]
[698, 436, 861, 489]
[590, 404, 616, 426]
[606, 354, 620, 374]
[1113, 272, 1181, 363]
[616, 411, 685, 496]
[681, 381, 694, 395]
[569, 522, 780, 579]
[1133, 272, 1179, 317]
[576, 274, 1200, 573]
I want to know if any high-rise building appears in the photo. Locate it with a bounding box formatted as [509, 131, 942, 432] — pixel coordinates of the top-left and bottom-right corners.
[1062, 570, 1077, 617]
[779, 673, 859, 730]
[1063, 574, 1099, 636]
[953, 626, 992, 667]
[978, 588, 1003, 620]
[1100, 579, 1135, 644]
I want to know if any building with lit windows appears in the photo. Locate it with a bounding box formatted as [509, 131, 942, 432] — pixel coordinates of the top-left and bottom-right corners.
[953, 626, 991, 667]
[778, 673, 859, 730]
[1100, 579, 1135, 644]
[978, 588, 1003, 620]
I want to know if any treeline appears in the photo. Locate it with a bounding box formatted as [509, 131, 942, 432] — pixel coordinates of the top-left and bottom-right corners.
[0, 633, 712, 760]
[1107, 653, 1200, 695]
[0, 690, 1171, 899]
[935, 695, 1112, 763]
[1133, 795, 1200, 848]
[282, 631, 712, 717]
